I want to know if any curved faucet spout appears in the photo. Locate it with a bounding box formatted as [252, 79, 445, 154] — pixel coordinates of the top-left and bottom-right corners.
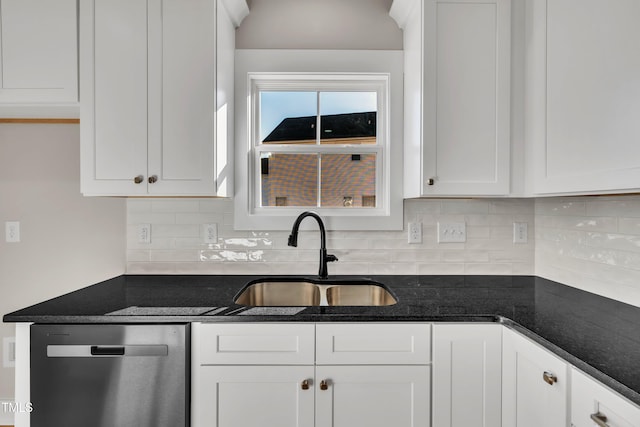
[288, 211, 338, 279]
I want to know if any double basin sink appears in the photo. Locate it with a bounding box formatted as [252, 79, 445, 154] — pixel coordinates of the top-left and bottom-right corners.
[234, 278, 397, 307]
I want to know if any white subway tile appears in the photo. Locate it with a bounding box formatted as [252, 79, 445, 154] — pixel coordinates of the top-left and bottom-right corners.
[441, 200, 490, 215]
[465, 263, 512, 275]
[535, 199, 586, 216]
[585, 198, 640, 218]
[175, 212, 224, 225]
[417, 263, 465, 275]
[127, 212, 176, 225]
[618, 218, 640, 235]
[151, 200, 200, 213]
[153, 224, 199, 238]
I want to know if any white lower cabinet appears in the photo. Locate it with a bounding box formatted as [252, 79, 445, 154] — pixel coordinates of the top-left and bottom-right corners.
[432, 323, 503, 427]
[194, 365, 315, 427]
[191, 322, 640, 427]
[192, 322, 431, 427]
[315, 365, 430, 427]
[571, 368, 640, 427]
[502, 328, 569, 427]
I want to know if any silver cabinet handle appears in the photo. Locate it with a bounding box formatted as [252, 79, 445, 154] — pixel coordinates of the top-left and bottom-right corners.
[590, 413, 610, 427]
[134, 175, 144, 184]
[543, 371, 557, 385]
[148, 175, 158, 184]
[427, 178, 435, 186]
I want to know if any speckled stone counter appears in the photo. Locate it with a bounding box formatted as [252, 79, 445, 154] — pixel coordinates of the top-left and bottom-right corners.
[4, 274, 640, 405]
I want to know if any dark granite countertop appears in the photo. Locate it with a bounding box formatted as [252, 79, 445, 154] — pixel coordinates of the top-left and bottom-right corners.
[4, 274, 640, 406]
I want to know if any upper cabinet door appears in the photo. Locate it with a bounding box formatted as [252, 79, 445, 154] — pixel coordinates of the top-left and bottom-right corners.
[146, 0, 217, 195]
[528, 0, 640, 195]
[393, 0, 511, 197]
[0, 0, 78, 116]
[80, 0, 149, 195]
[80, 0, 246, 196]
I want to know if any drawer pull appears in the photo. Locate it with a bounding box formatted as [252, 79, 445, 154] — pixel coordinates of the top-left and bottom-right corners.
[301, 379, 309, 390]
[320, 380, 329, 391]
[134, 175, 144, 184]
[543, 371, 557, 385]
[590, 412, 610, 427]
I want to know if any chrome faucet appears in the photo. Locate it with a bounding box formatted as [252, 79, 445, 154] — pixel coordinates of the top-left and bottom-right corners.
[288, 211, 338, 279]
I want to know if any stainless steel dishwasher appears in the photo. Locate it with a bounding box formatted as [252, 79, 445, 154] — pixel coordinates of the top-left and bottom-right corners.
[30, 324, 188, 427]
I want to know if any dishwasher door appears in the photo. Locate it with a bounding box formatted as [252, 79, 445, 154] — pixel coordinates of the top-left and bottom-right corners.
[30, 324, 188, 427]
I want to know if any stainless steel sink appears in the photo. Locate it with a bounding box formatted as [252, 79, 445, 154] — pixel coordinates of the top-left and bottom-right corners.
[234, 279, 397, 307]
[234, 281, 321, 306]
[325, 284, 397, 306]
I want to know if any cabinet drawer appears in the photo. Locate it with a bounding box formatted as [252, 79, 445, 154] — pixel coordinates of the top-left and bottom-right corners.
[571, 368, 640, 427]
[193, 323, 315, 365]
[316, 323, 431, 365]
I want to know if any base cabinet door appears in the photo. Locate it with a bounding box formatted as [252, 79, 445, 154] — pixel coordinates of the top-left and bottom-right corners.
[315, 365, 430, 427]
[571, 368, 640, 427]
[192, 365, 315, 427]
[502, 328, 568, 427]
[432, 324, 502, 427]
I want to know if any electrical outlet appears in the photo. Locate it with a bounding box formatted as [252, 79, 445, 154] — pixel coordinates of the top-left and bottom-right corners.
[204, 223, 218, 244]
[513, 222, 528, 243]
[437, 222, 466, 243]
[408, 222, 422, 244]
[3, 337, 15, 368]
[138, 224, 151, 244]
[5, 221, 20, 243]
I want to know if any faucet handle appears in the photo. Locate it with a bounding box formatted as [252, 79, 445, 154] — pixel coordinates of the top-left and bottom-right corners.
[326, 254, 338, 263]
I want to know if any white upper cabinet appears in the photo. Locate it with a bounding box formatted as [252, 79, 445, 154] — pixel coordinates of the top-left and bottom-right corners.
[527, 0, 640, 195]
[80, 0, 247, 196]
[0, 0, 78, 117]
[391, 0, 511, 197]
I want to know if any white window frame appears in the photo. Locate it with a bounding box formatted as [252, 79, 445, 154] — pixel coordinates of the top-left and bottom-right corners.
[251, 75, 387, 217]
[234, 49, 403, 231]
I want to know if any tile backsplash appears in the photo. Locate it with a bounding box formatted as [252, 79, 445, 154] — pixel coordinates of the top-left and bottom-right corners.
[535, 196, 640, 308]
[126, 198, 535, 276]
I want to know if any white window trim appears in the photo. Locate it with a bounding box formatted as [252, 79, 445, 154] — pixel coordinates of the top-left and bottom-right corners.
[234, 49, 404, 231]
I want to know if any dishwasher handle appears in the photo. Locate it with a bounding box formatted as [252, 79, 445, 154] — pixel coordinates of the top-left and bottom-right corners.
[91, 346, 125, 356]
[47, 345, 169, 357]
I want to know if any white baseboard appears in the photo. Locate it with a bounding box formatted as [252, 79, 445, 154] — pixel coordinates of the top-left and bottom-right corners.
[0, 398, 15, 425]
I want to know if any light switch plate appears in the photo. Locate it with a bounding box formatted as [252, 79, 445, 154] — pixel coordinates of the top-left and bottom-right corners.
[138, 224, 151, 244]
[437, 222, 466, 243]
[513, 222, 528, 243]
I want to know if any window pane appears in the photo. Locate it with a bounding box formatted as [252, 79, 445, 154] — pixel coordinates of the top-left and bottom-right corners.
[320, 153, 376, 207]
[261, 153, 318, 207]
[319, 92, 377, 145]
[260, 92, 317, 144]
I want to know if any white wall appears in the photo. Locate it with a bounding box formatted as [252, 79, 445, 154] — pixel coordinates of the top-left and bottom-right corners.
[536, 196, 640, 308]
[0, 124, 125, 412]
[236, 0, 403, 49]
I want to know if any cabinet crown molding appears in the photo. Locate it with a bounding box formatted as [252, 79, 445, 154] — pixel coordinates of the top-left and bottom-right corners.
[389, 0, 417, 29]
[221, 0, 249, 28]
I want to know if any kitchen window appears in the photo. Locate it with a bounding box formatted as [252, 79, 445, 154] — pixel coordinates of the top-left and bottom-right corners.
[234, 50, 403, 230]
[253, 77, 385, 215]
